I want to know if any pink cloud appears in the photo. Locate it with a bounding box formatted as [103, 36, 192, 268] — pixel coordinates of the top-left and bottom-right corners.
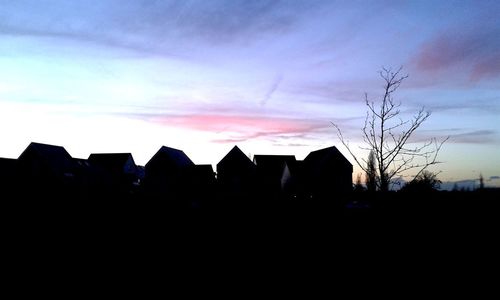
[412, 29, 500, 81]
[470, 53, 500, 81]
[414, 35, 464, 71]
[151, 114, 329, 143]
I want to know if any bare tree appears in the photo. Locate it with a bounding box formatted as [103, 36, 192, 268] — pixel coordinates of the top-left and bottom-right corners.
[332, 67, 448, 192]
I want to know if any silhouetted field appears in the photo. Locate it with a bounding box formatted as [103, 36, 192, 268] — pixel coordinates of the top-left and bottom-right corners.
[3, 188, 499, 223]
[3, 188, 498, 272]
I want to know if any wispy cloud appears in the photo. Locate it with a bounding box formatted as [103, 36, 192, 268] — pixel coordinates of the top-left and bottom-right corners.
[412, 25, 500, 82]
[154, 113, 330, 143]
[406, 96, 500, 115]
[285, 79, 369, 103]
[259, 74, 283, 106]
[408, 129, 499, 145]
[119, 110, 336, 144]
[449, 130, 498, 144]
[0, 0, 326, 56]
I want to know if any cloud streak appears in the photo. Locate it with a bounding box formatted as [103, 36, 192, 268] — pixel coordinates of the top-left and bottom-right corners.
[0, 0, 325, 57]
[412, 25, 500, 81]
[449, 130, 498, 144]
[407, 129, 499, 145]
[119, 110, 335, 144]
[259, 74, 283, 106]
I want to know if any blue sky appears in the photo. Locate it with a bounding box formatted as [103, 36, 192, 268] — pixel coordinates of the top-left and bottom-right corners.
[0, 0, 499, 186]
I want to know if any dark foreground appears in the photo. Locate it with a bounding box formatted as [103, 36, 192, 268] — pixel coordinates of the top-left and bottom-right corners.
[3, 189, 499, 287]
[3, 189, 499, 226]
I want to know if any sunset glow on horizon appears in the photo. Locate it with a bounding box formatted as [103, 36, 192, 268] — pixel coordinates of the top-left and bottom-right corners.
[1, 0, 499, 188]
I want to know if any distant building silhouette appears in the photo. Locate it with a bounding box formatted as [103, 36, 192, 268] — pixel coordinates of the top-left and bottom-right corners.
[217, 146, 257, 204]
[88, 153, 140, 195]
[0, 141, 357, 205]
[17, 142, 76, 196]
[302, 146, 353, 199]
[144, 146, 194, 203]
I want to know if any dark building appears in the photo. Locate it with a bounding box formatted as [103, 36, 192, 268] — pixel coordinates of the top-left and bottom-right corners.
[17, 142, 77, 196]
[144, 146, 194, 201]
[216, 146, 257, 203]
[88, 153, 139, 195]
[302, 146, 353, 200]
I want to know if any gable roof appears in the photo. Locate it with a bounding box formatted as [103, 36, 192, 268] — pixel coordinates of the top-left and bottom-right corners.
[304, 146, 352, 172]
[88, 153, 136, 174]
[145, 146, 194, 170]
[18, 142, 74, 174]
[217, 146, 255, 171]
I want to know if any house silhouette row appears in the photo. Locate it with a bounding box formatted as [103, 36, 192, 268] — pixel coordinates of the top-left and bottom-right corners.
[0, 142, 352, 206]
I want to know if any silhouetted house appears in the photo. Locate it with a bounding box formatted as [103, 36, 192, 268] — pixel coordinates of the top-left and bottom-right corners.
[253, 155, 297, 199]
[302, 146, 353, 199]
[0, 158, 18, 194]
[88, 153, 139, 195]
[17, 142, 76, 195]
[144, 146, 194, 201]
[217, 146, 256, 202]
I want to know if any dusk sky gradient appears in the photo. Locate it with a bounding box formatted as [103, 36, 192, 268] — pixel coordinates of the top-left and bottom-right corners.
[1, 0, 499, 187]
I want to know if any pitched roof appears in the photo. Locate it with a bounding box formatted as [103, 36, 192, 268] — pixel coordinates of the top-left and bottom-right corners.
[217, 146, 255, 170]
[304, 146, 352, 171]
[146, 146, 194, 170]
[19, 142, 74, 174]
[88, 153, 136, 173]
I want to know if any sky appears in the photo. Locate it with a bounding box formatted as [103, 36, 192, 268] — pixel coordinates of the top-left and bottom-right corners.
[0, 0, 499, 187]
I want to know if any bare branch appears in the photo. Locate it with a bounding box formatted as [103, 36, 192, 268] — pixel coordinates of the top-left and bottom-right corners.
[332, 66, 446, 192]
[331, 122, 369, 174]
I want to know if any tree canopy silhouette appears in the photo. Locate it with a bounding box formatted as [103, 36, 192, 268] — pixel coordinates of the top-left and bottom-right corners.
[332, 67, 448, 192]
[401, 170, 441, 192]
